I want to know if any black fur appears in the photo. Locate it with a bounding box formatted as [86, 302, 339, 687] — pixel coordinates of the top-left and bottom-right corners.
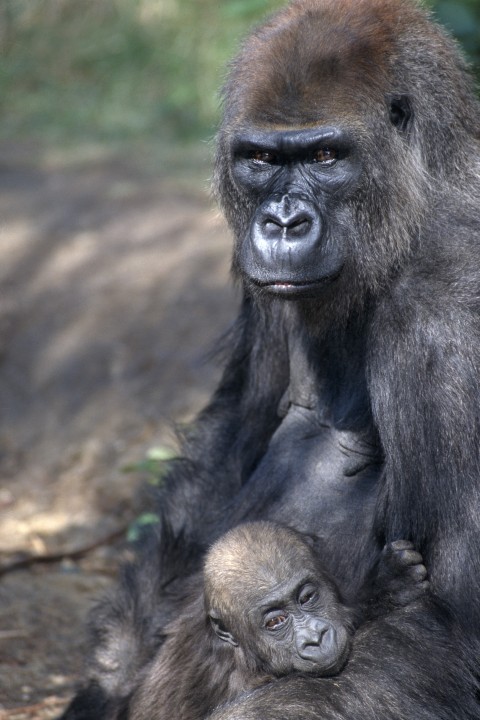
[61, 0, 480, 717]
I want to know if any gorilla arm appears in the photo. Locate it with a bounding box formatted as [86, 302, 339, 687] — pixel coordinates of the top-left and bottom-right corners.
[158, 296, 289, 545]
[368, 243, 480, 630]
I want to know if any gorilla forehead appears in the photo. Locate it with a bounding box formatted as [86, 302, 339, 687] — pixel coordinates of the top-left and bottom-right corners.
[227, 0, 428, 125]
[204, 523, 317, 610]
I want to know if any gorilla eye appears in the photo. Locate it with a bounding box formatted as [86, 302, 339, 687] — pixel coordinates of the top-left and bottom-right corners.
[265, 613, 288, 630]
[298, 586, 317, 606]
[312, 147, 337, 164]
[250, 149, 277, 164]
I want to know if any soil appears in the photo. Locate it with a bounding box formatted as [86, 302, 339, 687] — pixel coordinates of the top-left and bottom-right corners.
[0, 141, 237, 719]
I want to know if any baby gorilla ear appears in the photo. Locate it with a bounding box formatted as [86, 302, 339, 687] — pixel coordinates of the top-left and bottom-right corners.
[209, 612, 239, 647]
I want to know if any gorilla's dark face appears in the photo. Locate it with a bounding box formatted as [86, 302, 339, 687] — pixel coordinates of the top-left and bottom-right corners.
[205, 523, 354, 678]
[243, 570, 352, 676]
[230, 126, 363, 299]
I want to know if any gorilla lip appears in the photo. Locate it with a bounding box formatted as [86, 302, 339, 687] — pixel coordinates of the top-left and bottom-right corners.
[259, 277, 340, 296]
[271, 282, 315, 291]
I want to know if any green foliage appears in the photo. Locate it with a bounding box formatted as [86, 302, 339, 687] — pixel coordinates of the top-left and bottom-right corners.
[430, 0, 480, 66]
[124, 445, 177, 541]
[127, 512, 161, 542]
[0, 0, 283, 143]
[123, 445, 177, 485]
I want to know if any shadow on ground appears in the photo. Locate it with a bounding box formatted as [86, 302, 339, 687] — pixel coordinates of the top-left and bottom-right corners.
[0, 141, 238, 717]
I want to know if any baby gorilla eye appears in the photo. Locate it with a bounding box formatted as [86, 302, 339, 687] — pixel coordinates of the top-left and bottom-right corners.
[265, 613, 288, 630]
[298, 586, 317, 606]
[312, 147, 337, 164]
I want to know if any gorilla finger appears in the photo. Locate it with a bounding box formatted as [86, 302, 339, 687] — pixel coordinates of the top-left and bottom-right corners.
[396, 549, 423, 566]
[409, 563, 428, 581]
[388, 540, 414, 552]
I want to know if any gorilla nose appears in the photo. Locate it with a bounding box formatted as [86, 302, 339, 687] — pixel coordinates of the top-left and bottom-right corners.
[260, 195, 315, 241]
[297, 623, 335, 661]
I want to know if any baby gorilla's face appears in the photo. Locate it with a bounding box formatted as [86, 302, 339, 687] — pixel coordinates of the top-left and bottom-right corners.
[206, 523, 355, 677]
[242, 571, 353, 677]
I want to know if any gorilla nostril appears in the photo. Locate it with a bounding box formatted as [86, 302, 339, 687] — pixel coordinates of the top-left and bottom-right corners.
[264, 216, 283, 228]
[290, 216, 309, 227]
[263, 217, 285, 239]
[288, 215, 312, 237]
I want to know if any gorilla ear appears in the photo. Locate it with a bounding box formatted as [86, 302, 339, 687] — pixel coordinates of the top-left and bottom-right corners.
[388, 95, 413, 133]
[209, 613, 239, 647]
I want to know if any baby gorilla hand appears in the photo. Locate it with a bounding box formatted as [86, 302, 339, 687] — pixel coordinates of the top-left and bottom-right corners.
[375, 540, 429, 608]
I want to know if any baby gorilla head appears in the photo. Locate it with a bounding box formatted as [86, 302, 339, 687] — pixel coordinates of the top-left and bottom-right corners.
[204, 522, 354, 677]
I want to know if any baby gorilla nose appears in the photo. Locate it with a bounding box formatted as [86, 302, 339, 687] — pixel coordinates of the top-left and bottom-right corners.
[296, 619, 335, 662]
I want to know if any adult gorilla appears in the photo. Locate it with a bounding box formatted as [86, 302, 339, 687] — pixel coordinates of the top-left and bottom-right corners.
[61, 0, 480, 718]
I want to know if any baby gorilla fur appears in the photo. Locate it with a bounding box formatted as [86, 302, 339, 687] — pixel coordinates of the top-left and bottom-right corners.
[128, 522, 428, 720]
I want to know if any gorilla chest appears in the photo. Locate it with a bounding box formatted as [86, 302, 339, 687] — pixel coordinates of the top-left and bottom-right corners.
[230, 404, 382, 590]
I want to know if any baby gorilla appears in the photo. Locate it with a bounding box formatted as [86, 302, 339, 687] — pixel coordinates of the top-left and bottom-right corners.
[128, 522, 428, 720]
[205, 523, 354, 677]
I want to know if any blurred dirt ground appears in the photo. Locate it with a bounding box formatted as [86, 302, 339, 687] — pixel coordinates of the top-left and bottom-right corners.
[0, 141, 237, 718]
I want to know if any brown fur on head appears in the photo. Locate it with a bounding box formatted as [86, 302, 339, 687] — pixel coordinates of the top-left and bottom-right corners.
[225, 0, 407, 127]
[204, 522, 324, 629]
[221, 0, 479, 155]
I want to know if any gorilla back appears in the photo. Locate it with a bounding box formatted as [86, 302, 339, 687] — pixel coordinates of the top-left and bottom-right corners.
[61, 1, 480, 718]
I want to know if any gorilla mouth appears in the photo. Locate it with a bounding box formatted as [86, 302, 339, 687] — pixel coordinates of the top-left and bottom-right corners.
[269, 281, 322, 294]
[255, 275, 341, 297]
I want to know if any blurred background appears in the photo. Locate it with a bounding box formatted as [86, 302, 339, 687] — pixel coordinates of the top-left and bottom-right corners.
[0, 2, 479, 718]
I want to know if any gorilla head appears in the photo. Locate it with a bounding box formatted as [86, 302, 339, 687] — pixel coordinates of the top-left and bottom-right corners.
[214, 0, 480, 309]
[204, 522, 354, 677]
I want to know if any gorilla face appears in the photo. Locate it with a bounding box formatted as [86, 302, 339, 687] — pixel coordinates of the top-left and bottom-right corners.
[205, 523, 354, 678]
[245, 574, 352, 676]
[229, 126, 363, 298]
